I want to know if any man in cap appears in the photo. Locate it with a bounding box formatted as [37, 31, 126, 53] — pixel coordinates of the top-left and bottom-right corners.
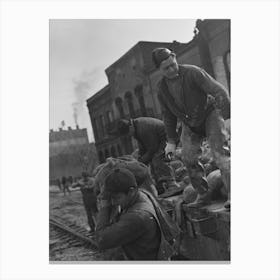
[95, 168, 180, 260]
[152, 47, 230, 209]
[72, 171, 98, 232]
[61, 175, 71, 196]
[116, 117, 179, 195]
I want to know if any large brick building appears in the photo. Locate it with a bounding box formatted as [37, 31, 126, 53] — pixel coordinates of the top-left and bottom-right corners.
[87, 19, 230, 163]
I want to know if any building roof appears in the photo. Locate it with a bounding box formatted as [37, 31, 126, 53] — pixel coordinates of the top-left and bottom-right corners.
[87, 40, 193, 105]
[105, 40, 191, 74]
[86, 84, 110, 105]
[49, 127, 88, 143]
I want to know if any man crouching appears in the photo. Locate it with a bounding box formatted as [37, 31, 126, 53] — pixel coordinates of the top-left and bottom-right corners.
[95, 167, 180, 261]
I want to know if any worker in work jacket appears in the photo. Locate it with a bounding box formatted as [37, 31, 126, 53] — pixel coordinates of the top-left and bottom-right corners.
[116, 117, 179, 195]
[72, 172, 98, 232]
[152, 47, 230, 209]
[96, 168, 180, 260]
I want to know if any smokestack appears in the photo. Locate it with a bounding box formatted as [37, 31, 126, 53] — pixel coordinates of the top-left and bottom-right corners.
[76, 125, 79, 130]
[72, 103, 79, 127]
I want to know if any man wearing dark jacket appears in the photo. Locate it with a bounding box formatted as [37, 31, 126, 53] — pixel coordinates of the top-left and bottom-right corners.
[117, 117, 179, 194]
[95, 168, 180, 260]
[72, 172, 98, 232]
[152, 47, 230, 209]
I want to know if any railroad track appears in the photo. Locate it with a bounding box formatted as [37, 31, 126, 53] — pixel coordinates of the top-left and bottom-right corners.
[49, 216, 102, 261]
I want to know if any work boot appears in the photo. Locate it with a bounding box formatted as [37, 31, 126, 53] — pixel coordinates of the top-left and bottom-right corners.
[224, 189, 230, 210]
[187, 191, 211, 208]
[88, 226, 96, 234]
[224, 199, 230, 210]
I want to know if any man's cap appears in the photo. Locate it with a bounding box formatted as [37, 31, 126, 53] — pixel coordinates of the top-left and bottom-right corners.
[104, 168, 137, 194]
[152, 48, 175, 68]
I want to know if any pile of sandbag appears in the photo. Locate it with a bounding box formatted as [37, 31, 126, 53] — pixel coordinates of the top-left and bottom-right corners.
[181, 169, 227, 204]
[92, 156, 158, 199]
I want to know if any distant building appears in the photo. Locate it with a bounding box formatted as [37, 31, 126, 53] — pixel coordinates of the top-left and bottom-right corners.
[49, 125, 89, 157]
[49, 126, 98, 180]
[87, 19, 230, 163]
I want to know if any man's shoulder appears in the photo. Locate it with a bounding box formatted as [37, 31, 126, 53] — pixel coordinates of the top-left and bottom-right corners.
[130, 193, 156, 216]
[179, 64, 202, 74]
[121, 207, 154, 226]
[127, 195, 155, 219]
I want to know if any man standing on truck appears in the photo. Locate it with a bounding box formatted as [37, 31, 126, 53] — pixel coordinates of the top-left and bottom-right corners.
[152, 47, 230, 209]
[116, 117, 180, 195]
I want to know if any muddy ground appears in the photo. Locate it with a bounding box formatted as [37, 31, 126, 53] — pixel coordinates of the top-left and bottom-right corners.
[49, 188, 104, 261]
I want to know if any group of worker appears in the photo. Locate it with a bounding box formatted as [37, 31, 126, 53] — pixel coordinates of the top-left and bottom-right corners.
[61, 48, 231, 261]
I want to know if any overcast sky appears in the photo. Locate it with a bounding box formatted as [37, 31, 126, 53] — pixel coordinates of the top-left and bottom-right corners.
[50, 19, 197, 142]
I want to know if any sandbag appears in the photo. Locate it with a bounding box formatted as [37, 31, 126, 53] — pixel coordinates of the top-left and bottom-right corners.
[182, 184, 198, 204]
[94, 157, 157, 197]
[207, 169, 227, 199]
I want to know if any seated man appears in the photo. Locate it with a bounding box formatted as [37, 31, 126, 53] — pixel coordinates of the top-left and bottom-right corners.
[95, 168, 180, 260]
[117, 117, 179, 194]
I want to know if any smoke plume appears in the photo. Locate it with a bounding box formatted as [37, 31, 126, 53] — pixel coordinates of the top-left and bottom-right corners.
[72, 78, 91, 127]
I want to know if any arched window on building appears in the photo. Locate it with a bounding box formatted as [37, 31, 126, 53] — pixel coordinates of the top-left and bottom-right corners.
[115, 97, 125, 118]
[98, 151, 104, 163]
[99, 115, 106, 138]
[92, 117, 99, 141]
[104, 149, 110, 160]
[110, 146, 117, 158]
[106, 111, 113, 124]
[124, 91, 136, 118]
[134, 85, 147, 116]
[117, 144, 122, 156]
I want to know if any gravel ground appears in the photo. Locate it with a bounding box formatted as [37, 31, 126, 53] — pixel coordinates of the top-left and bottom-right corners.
[50, 189, 90, 230]
[49, 189, 102, 261]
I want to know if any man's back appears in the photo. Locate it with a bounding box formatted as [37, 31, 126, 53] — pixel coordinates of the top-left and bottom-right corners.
[133, 117, 166, 150]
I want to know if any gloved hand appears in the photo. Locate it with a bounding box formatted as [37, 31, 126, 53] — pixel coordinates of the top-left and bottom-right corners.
[165, 142, 176, 157]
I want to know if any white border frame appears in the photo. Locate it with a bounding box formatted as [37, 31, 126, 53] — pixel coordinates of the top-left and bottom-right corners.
[1, 0, 280, 279]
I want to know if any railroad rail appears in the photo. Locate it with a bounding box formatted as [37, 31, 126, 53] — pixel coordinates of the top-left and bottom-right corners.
[49, 216, 101, 261]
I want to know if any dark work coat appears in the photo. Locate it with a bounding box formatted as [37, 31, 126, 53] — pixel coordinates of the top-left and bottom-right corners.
[132, 117, 167, 165]
[157, 64, 230, 142]
[96, 191, 161, 260]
